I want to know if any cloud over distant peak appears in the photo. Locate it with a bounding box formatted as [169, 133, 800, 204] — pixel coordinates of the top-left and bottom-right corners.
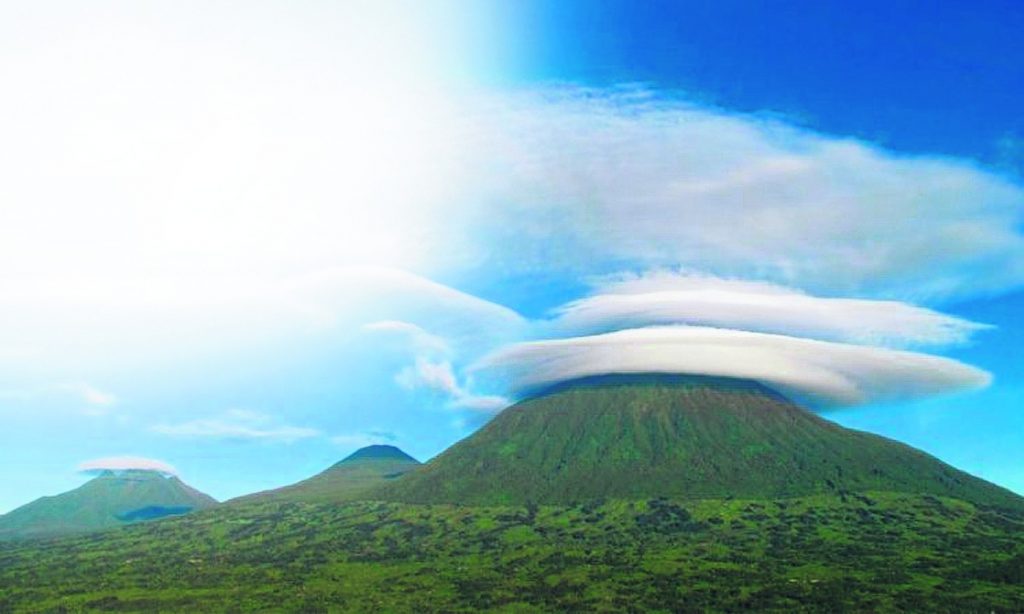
[330, 430, 399, 450]
[477, 326, 991, 407]
[553, 271, 991, 347]
[78, 456, 177, 476]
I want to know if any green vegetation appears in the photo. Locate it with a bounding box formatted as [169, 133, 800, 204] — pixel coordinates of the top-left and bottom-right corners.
[1, 377, 1021, 611]
[378, 375, 1022, 507]
[0, 492, 1021, 612]
[231, 444, 420, 506]
[0, 471, 217, 541]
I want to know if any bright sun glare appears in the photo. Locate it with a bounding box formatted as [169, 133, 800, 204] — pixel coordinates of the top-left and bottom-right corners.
[0, 2, 479, 296]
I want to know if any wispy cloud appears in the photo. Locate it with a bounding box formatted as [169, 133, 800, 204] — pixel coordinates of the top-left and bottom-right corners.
[58, 382, 118, 415]
[552, 271, 991, 347]
[449, 393, 510, 413]
[152, 409, 320, 443]
[363, 320, 451, 355]
[366, 318, 513, 415]
[458, 87, 1024, 301]
[0, 382, 119, 415]
[397, 357, 511, 414]
[289, 266, 526, 340]
[476, 326, 991, 408]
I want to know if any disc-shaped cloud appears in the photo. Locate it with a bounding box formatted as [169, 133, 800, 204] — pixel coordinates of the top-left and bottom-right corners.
[554, 273, 989, 347]
[476, 326, 991, 407]
[77, 456, 178, 476]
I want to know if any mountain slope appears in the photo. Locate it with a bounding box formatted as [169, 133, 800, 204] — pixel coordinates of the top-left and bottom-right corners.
[378, 375, 1023, 507]
[0, 470, 217, 541]
[233, 445, 420, 505]
[2, 493, 1022, 612]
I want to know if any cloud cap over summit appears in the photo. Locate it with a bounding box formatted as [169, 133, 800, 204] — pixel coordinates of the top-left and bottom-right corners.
[77, 456, 178, 476]
[477, 326, 991, 407]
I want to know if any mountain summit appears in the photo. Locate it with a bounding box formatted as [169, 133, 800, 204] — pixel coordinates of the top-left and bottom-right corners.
[0, 470, 217, 540]
[379, 374, 1022, 507]
[233, 444, 420, 505]
[336, 444, 418, 464]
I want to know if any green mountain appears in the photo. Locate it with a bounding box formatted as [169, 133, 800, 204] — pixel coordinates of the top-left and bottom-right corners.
[231, 444, 420, 505]
[0, 470, 217, 541]
[0, 378, 1022, 611]
[378, 375, 1023, 507]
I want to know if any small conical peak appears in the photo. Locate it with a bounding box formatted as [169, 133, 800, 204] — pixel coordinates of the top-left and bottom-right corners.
[338, 445, 418, 464]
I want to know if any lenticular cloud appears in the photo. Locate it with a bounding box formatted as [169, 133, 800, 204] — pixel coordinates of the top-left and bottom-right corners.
[77, 456, 178, 476]
[553, 272, 991, 347]
[477, 326, 991, 407]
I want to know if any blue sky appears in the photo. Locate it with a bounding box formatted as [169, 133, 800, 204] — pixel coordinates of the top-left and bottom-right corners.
[1, 1, 1022, 512]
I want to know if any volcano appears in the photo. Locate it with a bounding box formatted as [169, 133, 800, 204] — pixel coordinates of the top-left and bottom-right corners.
[0, 470, 217, 540]
[380, 374, 1022, 507]
[233, 444, 420, 505]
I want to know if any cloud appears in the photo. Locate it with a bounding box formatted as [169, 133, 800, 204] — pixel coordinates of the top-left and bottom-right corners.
[552, 271, 991, 347]
[396, 358, 460, 396]
[457, 87, 1024, 301]
[371, 320, 512, 414]
[476, 326, 991, 408]
[2, 73, 1020, 441]
[363, 320, 451, 355]
[330, 430, 399, 449]
[289, 267, 525, 340]
[0, 265, 525, 381]
[0, 382, 118, 415]
[78, 456, 177, 476]
[397, 357, 511, 414]
[449, 393, 511, 413]
[152, 409, 320, 443]
[58, 382, 118, 415]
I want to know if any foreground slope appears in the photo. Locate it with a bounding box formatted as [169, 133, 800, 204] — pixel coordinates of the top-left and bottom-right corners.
[0, 470, 217, 541]
[0, 493, 1022, 612]
[378, 375, 1022, 507]
[231, 445, 420, 505]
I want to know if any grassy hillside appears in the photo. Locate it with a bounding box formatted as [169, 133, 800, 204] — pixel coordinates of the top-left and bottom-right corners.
[2, 379, 1021, 611]
[0, 470, 217, 541]
[0, 493, 1021, 612]
[378, 375, 1023, 507]
[230, 445, 420, 505]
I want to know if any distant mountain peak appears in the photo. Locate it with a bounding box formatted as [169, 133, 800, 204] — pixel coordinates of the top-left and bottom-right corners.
[0, 469, 216, 541]
[338, 445, 418, 464]
[231, 444, 420, 505]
